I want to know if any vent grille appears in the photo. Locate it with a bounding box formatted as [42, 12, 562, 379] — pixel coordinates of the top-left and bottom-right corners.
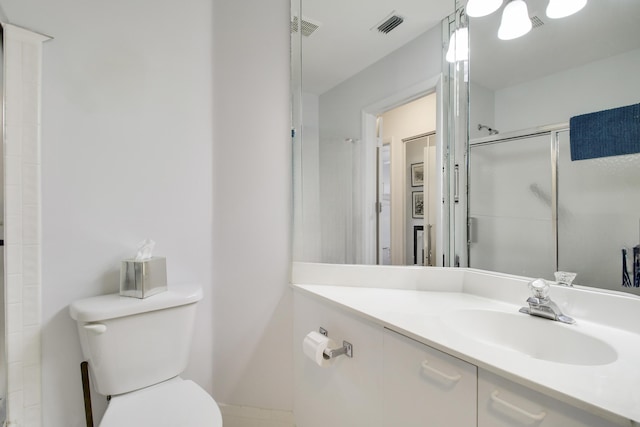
[291, 16, 320, 37]
[377, 15, 404, 34]
[530, 15, 545, 28]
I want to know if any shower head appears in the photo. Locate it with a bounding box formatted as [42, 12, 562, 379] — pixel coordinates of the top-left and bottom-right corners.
[478, 124, 499, 135]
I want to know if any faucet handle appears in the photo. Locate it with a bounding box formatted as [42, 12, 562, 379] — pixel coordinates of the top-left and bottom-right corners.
[554, 271, 577, 287]
[528, 278, 550, 299]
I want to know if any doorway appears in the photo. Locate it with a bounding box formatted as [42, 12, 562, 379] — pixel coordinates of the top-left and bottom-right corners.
[375, 93, 438, 265]
[377, 144, 391, 264]
[404, 133, 437, 266]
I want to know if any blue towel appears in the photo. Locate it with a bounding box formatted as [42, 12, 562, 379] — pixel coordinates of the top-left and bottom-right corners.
[569, 103, 640, 161]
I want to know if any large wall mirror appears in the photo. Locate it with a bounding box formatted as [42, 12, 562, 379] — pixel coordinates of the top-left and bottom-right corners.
[291, 0, 459, 267]
[292, 0, 640, 297]
[466, 0, 640, 295]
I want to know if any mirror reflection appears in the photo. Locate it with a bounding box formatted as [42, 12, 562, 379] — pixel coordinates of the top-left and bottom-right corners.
[293, 0, 454, 266]
[293, 0, 640, 296]
[467, 0, 640, 295]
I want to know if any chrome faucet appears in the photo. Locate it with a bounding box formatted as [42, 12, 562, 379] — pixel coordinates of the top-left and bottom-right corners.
[519, 278, 575, 324]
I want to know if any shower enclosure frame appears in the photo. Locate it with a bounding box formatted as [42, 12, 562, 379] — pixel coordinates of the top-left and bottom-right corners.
[467, 122, 568, 273]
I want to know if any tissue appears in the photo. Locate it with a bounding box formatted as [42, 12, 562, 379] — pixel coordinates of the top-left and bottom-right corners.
[302, 331, 336, 367]
[120, 239, 167, 299]
[135, 239, 156, 261]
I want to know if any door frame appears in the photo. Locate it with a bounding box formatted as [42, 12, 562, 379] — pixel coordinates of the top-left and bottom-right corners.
[360, 74, 444, 265]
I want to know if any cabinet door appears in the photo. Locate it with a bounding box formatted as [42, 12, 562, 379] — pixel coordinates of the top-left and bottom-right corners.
[294, 292, 384, 427]
[382, 328, 477, 427]
[478, 369, 630, 427]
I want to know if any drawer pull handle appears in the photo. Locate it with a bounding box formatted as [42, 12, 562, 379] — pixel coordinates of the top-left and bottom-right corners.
[491, 390, 547, 421]
[421, 360, 461, 382]
[83, 323, 107, 334]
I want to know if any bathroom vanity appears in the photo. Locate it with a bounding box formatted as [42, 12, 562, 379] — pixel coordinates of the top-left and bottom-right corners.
[292, 263, 640, 427]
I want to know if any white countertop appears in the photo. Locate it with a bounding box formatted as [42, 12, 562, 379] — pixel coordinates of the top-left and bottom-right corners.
[293, 283, 640, 424]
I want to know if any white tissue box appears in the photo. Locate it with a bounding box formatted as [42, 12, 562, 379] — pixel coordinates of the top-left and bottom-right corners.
[119, 257, 167, 299]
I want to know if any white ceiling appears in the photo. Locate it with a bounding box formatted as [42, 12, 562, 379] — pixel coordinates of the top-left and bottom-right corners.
[300, 0, 454, 94]
[300, 0, 640, 94]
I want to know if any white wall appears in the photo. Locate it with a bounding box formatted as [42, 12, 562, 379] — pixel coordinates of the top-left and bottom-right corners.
[469, 81, 495, 140]
[2, 0, 292, 425]
[494, 48, 640, 132]
[317, 26, 443, 264]
[381, 94, 437, 140]
[211, 0, 292, 412]
[471, 48, 640, 137]
[297, 92, 321, 262]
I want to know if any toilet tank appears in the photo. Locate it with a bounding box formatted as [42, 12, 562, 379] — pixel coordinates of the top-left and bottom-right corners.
[70, 286, 203, 396]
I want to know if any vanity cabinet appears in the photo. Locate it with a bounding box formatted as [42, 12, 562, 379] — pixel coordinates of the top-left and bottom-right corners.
[294, 292, 384, 427]
[294, 290, 632, 427]
[382, 328, 477, 427]
[478, 369, 628, 427]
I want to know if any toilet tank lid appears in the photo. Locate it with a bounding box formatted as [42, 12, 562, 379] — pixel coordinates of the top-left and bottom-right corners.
[69, 285, 203, 322]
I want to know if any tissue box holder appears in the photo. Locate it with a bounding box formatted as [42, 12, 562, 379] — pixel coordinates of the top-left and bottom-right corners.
[120, 257, 167, 298]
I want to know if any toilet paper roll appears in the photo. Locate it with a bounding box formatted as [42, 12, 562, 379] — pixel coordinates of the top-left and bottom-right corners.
[302, 331, 337, 367]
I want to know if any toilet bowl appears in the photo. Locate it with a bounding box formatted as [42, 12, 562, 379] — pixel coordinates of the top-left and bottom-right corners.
[70, 285, 222, 426]
[100, 377, 222, 427]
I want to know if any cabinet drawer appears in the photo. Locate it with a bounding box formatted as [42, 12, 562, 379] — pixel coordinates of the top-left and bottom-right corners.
[478, 369, 630, 427]
[383, 328, 477, 427]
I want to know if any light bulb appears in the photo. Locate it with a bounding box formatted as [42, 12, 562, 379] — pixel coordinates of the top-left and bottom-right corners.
[498, 0, 532, 40]
[446, 27, 469, 63]
[466, 0, 504, 18]
[546, 0, 587, 19]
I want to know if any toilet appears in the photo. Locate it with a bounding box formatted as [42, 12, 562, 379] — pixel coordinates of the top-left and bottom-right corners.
[69, 285, 222, 426]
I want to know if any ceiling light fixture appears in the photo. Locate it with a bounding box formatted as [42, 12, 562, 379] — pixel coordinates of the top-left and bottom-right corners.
[498, 0, 532, 40]
[446, 27, 469, 63]
[546, 0, 587, 19]
[466, 0, 503, 18]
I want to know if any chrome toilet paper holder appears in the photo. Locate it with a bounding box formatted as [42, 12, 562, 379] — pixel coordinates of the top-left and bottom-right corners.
[319, 327, 353, 359]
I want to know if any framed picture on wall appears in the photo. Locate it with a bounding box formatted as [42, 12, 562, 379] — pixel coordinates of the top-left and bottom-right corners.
[410, 162, 424, 187]
[412, 191, 424, 218]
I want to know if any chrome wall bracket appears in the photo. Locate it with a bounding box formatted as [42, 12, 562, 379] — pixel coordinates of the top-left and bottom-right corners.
[318, 327, 353, 359]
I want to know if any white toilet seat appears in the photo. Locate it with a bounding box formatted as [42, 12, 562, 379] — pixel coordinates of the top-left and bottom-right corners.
[99, 377, 222, 427]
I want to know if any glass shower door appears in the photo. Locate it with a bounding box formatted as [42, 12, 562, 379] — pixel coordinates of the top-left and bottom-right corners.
[469, 135, 555, 278]
[557, 130, 640, 294]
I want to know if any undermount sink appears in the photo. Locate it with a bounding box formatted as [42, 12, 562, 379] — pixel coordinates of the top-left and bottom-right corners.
[442, 309, 617, 366]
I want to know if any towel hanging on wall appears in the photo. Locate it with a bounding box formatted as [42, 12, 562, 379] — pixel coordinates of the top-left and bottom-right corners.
[569, 102, 640, 161]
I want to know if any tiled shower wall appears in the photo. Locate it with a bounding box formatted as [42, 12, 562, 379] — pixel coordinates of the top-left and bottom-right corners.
[3, 23, 49, 427]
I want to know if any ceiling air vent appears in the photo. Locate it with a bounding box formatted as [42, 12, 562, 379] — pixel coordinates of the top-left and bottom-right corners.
[291, 16, 321, 37]
[530, 15, 545, 29]
[377, 15, 404, 34]
[372, 11, 405, 34]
